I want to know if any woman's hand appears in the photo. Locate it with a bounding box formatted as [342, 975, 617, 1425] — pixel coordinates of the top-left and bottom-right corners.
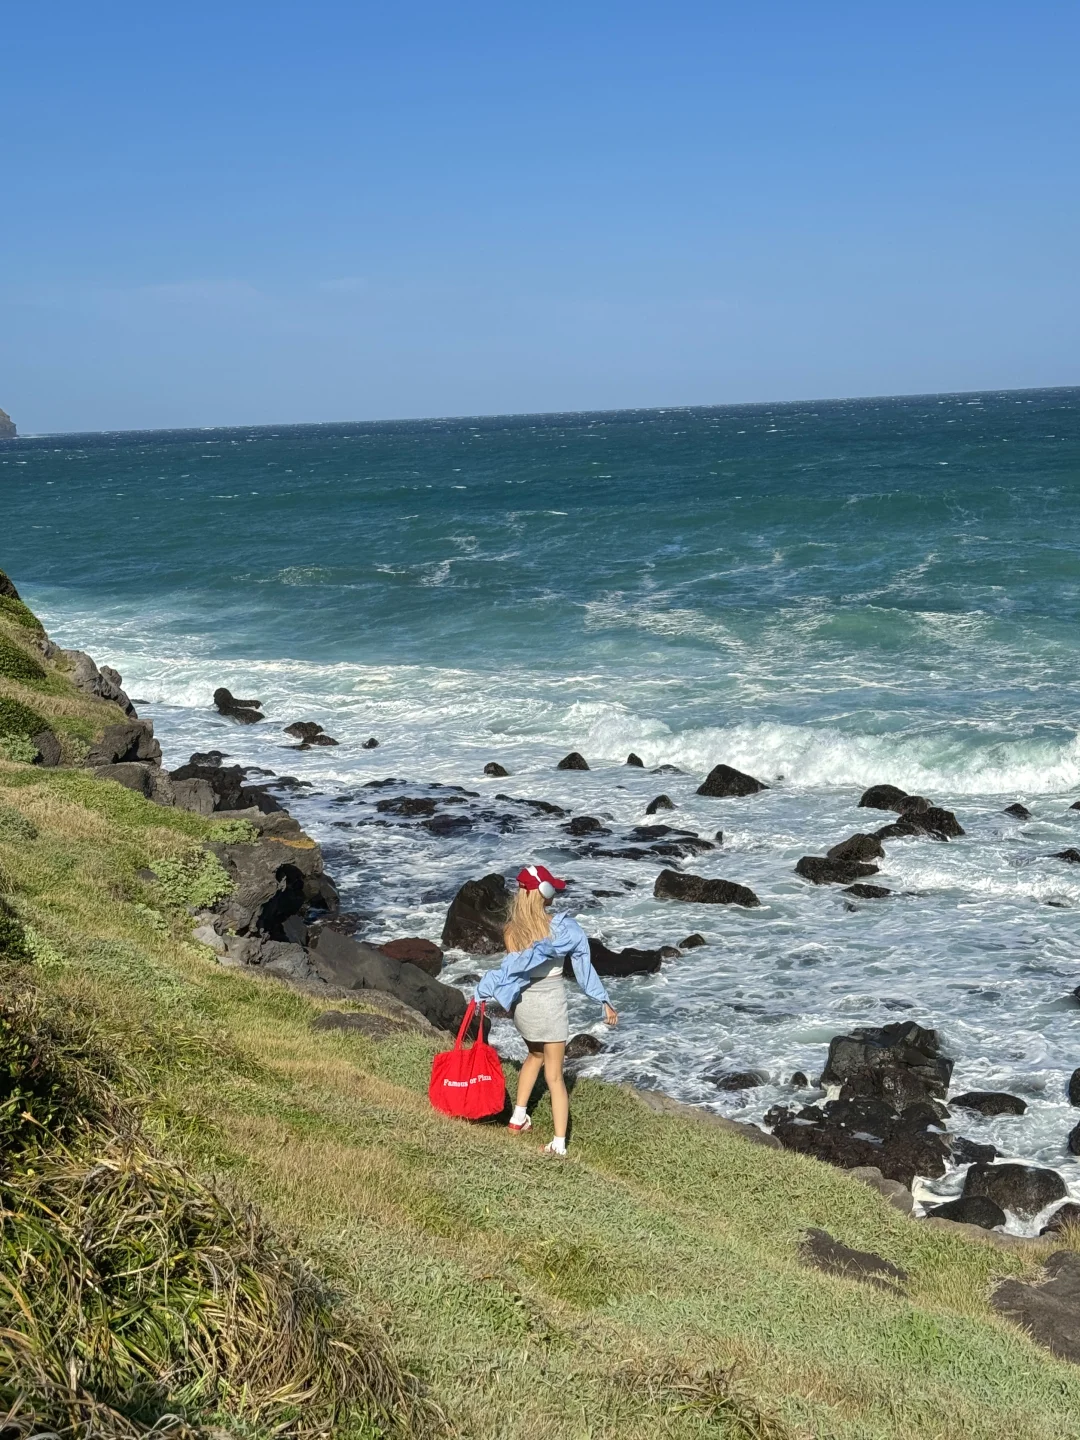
[602, 1003, 619, 1028]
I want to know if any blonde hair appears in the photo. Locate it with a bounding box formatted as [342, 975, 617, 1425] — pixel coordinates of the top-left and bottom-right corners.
[503, 885, 553, 953]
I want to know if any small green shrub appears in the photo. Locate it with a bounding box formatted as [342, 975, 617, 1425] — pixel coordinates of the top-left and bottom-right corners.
[0, 733, 39, 765]
[0, 637, 47, 687]
[149, 849, 234, 911]
[206, 817, 259, 844]
[0, 595, 44, 631]
[0, 696, 47, 740]
[0, 804, 37, 842]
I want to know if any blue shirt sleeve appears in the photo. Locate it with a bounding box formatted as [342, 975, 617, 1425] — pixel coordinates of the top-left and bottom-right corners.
[561, 916, 610, 1006]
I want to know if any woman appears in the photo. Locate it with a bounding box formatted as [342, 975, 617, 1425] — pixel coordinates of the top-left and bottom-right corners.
[475, 864, 618, 1156]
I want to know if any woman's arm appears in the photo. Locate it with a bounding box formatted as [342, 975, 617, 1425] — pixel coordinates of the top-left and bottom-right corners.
[564, 918, 612, 1007]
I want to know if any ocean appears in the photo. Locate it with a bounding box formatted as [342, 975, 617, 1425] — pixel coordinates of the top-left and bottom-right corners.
[5, 387, 1080, 1224]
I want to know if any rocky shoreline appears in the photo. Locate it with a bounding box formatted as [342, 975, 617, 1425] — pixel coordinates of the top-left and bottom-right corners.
[11, 580, 1079, 1251]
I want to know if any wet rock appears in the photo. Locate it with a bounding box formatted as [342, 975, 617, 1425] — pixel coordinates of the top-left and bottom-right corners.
[706, 1067, 768, 1091]
[626, 753, 644, 767]
[379, 937, 444, 976]
[653, 869, 760, 907]
[362, 738, 380, 749]
[557, 751, 589, 770]
[1069, 1069, 1080, 1106]
[484, 761, 509, 777]
[992, 1251, 1080, 1363]
[1055, 849, 1080, 864]
[563, 815, 608, 836]
[950, 1136, 998, 1165]
[645, 794, 675, 814]
[906, 806, 965, 840]
[308, 929, 468, 1033]
[796, 856, 880, 885]
[495, 793, 567, 818]
[696, 763, 767, 798]
[790, 1071, 809, 1088]
[441, 873, 511, 954]
[821, 1022, 953, 1105]
[652, 764, 685, 775]
[578, 939, 663, 977]
[873, 820, 919, 840]
[172, 777, 216, 815]
[798, 1229, 907, 1291]
[1005, 802, 1032, 820]
[565, 1032, 605, 1060]
[962, 1162, 1068, 1218]
[284, 721, 322, 741]
[771, 1097, 949, 1187]
[679, 932, 707, 949]
[950, 1090, 1027, 1117]
[424, 813, 473, 837]
[377, 796, 437, 816]
[312, 1009, 413, 1040]
[843, 883, 892, 899]
[1042, 1203, 1080, 1236]
[826, 833, 885, 863]
[659, 945, 681, 959]
[171, 759, 247, 811]
[1068, 1121, 1080, 1156]
[86, 720, 162, 768]
[898, 795, 931, 815]
[858, 784, 910, 811]
[925, 1195, 1006, 1230]
[214, 687, 264, 724]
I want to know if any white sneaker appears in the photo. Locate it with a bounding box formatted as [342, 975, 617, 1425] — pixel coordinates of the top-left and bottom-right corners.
[541, 1140, 567, 1158]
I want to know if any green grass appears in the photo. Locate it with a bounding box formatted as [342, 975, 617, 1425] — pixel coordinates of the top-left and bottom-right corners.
[2, 590, 1080, 1439]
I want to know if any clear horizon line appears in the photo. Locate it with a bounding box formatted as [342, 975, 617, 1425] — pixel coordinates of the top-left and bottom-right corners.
[6, 380, 1079, 440]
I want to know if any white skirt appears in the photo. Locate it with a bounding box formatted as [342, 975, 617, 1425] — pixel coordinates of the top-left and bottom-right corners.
[512, 962, 569, 1044]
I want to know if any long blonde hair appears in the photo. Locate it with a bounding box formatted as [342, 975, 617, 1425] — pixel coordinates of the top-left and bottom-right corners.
[503, 886, 552, 953]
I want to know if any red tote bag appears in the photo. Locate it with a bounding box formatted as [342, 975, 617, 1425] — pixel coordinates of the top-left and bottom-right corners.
[429, 1001, 506, 1120]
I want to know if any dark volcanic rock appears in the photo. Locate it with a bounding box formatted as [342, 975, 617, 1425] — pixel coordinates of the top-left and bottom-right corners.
[652, 764, 684, 775]
[210, 834, 338, 937]
[679, 932, 707, 949]
[796, 856, 880, 885]
[844, 883, 892, 899]
[873, 820, 919, 840]
[171, 759, 247, 811]
[495, 793, 567, 818]
[557, 751, 589, 770]
[645, 794, 675, 814]
[653, 869, 760, 907]
[1042, 1203, 1080, 1236]
[214, 687, 263, 724]
[284, 721, 322, 740]
[707, 1067, 768, 1091]
[86, 720, 162, 768]
[379, 937, 444, 976]
[312, 1010, 412, 1040]
[578, 939, 663, 977]
[963, 1162, 1068, 1218]
[0, 571, 20, 599]
[441, 873, 510, 954]
[1005, 802, 1032, 820]
[31, 729, 62, 767]
[565, 1032, 605, 1060]
[858, 784, 910, 811]
[1068, 1121, 1080, 1156]
[564, 815, 608, 836]
[906, 806, 965, 840]
[1055, 849, 1080, 864]
[950, 1136, 998, 1166]
[992, 1251, 1080, 1363]
[925, 1195, 1006, 1229]
[798, 1229, 907, 1290]
[821, 1022, 953, 1105]
[826, 833, 885, 863]
[772, 1096, 949, 1187]
[625, 753, 644, 767]
[308, 929, 467, 1033]
[898, 795, 931, 815]
[790, 1071, 809, 1088]
[64, 650, 137, 716]
[92, 762, 155, 797]
[950, 1090, 1027, 1117]
[377, 796, 438, 816]
[1068, 1069, 1080, 1107]
[484, 761, 509, 777]
[696, 763, 767, 798]
[362, 738, 380, 749]
[424, 813, 473, 837]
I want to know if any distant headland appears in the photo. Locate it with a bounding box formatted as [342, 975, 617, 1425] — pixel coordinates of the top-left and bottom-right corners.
[0, 408, 15, 439]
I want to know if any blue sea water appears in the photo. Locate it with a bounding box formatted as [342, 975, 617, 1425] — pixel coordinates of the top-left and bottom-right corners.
[4, 387, 1080, 1222]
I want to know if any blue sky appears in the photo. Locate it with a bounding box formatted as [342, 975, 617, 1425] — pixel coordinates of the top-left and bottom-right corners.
[2, 1, 1078, 432]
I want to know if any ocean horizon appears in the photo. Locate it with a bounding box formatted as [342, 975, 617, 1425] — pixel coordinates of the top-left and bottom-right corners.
[7, 382, 1080, 1226]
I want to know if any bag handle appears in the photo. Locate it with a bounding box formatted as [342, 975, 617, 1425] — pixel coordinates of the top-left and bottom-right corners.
[454, 1000, 485, 1049]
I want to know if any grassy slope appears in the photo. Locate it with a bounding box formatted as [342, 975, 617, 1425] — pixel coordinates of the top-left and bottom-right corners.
[3, 602, 1080, 1439]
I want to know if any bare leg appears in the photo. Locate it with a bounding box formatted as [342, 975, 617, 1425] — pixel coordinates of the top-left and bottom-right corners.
[543, 1042, 568, 1139]
[516, 1042, 545, 1111]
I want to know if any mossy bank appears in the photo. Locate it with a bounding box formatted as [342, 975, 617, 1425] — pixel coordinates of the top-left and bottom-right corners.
[3, 569, 1080, 1440]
